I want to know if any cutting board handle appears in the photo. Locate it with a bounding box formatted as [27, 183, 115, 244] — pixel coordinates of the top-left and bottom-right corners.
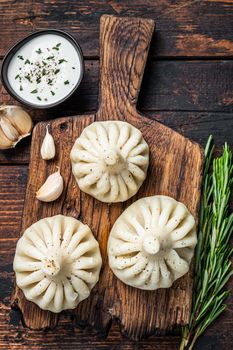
[97, 15, 155, 120]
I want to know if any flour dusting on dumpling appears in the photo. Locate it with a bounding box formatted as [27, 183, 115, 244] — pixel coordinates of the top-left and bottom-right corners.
[70, 121, 149, 203]
[13, 215, 102, 312]
[108, 195, 197, 290]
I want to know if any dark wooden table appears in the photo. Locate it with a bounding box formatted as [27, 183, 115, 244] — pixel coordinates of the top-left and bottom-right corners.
[0, 1, 232, 349]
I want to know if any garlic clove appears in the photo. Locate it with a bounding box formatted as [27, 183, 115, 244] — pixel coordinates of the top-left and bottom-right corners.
[7, 106, 32, 134]
[0, 126, 14, 149]
[40, 125, 56, 160]
[36, 168, 63, 202]
[0, 117, 20, 141]
[0, 105, 33, 150]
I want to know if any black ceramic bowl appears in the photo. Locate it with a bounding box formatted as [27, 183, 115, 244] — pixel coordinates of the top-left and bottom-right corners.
[1, 29, 84, 109]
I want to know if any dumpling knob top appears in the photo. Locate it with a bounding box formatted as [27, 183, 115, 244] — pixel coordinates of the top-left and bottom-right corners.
[13, 215, 102, 313]
[70, 121, 149, 203]
[108, 195, 197, 290]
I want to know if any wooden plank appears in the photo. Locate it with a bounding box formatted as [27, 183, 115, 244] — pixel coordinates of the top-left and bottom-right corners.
[1, 291, 182, 350]
[0, 59, 233, 164]
[0, 0, 233, 58]
[139, 60, 233, 113]
[0, 310, 231, 350]
[147, 111, 233, 149]
[11, 15, 203, 339]
[2, 60, 233, 115]
[0, 166, 27, 238]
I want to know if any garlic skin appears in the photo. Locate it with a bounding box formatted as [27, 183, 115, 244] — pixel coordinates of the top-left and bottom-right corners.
[41, 125, 56, 160]
[36, 168, 63, 202]
[0, 105, 33, 149]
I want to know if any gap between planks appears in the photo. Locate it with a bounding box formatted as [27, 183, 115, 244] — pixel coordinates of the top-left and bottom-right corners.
[1, 55, 233, 61]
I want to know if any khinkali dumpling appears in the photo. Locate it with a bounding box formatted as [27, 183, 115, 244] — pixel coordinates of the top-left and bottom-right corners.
[70, 121, 149, 203]
[13, 215, 102, 313]
[108, 196, 196, 290]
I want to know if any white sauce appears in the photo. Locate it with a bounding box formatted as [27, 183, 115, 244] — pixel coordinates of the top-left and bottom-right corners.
[7, 34, 82, 106]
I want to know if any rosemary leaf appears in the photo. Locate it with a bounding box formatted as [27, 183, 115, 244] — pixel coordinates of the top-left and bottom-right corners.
[179, 136, 233, 350]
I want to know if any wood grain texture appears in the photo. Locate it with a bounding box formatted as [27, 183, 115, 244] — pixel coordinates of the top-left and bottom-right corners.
[11, 15, 203, 339]
[0, 0, 233, 58]
[0, 166, 27, 239]
[1, 60, 233, 115]
[1, 185, 232, 349]
[0, 110, 232, 165]
[0, 1, 232, 348]
[0, 59, 232, 164]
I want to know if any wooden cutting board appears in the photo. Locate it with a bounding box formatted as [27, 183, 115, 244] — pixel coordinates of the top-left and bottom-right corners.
[12, 15, 203, 340]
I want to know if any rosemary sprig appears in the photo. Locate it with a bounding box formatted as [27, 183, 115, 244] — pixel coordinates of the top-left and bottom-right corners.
[179, 135, 233, 350]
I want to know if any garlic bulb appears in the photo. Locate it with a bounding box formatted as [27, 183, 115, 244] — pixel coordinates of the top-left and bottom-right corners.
[0, 105, 33, 149]
[41, 125, 56, 160]
[36, 167, 63, 202]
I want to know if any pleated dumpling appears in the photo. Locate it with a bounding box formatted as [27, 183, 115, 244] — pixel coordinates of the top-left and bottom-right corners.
[13, 215, 102, 313]
[108, 196, 197, 290]
[70, 121, 149, 203]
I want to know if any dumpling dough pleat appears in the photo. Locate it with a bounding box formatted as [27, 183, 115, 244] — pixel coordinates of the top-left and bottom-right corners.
[13, 215, 102, 313]
[121, 170, 138, 194]
[70, 121, 149, 203]
[13, 259, 41, 272]
[166, 205, 187, 232]
[128, 163, 146, 181]
[158, 259, 172, 287]
[158, 202, 174, 228]
[119, 256, 148, 281]
[71, 275, 90, 301]
[85, 130, 103, 153]
[117, 174, 128, 200]
[109, 123, 119, 147]
[108, 195, 196, 290]
[114, 229, 140, 243]
[17, 241, 44, 261]
[71, 150, 98, 163]
[130, 217, 146, 237]
[110, 252, 141, 270]
[65, 225, 90, 253]
[134, 260, 154, 287]
[54, 283, 64, 312]
[41, 281, 57, 309]
[74, 270, 98, 285]
[117, 125, 130, 149]
[63, 279, 78, 304]
[173, 233, 197, 248]
[165, 249, 189, 275]
[17, 270, 44, 288]
[97, 172, 110, 195]
[129, 143, 148, 157]
[72, 256, 100, 270]
[171, 216, 195, 241]
[25, 229, 47, 254]
[109, 175, 119, 202]
[28, 278, 50, 299]
[109, 240, 141, 256]
[127, 155, 148, 166]
[96, 123, 109, 148]
[121, 131, 141, 158]
[70, 240, 98, 260]
[77, 138, 99, 157]
[37, 220, 53, 248]
[79, 170, 103, 188]
[73, 163, 99, 177]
